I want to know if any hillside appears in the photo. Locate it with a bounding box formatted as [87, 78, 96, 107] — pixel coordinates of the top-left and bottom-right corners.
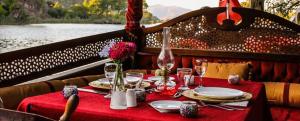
[148, 4, 191, 20]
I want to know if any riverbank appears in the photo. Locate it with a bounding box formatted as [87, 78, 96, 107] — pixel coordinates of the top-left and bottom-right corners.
[0, 17, 125, 25]
[0, 17, 160, 25]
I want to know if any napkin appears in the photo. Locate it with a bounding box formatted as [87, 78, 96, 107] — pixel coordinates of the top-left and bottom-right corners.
[221, 101, 249, 107]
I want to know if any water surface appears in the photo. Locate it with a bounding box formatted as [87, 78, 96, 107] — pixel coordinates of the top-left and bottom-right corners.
[0, 24, 125, 53]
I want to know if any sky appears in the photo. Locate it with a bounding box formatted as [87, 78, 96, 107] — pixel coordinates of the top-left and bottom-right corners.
[146, 0, 246, 10]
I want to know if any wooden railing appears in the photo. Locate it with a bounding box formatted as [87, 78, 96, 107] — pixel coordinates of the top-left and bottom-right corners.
[1, 7, 300, 87]
[0, 30, 127, 87]
[141, 7, 300, 62]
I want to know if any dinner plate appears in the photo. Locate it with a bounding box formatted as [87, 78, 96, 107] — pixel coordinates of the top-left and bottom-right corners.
[154, 80, 176, 87]
[149, 100, 182, 113]
[89, 78, 151, 90]
[193, 87, 245, 99]
[148, 76, 175, 82]
[125, 76, 141, 84]
[182, 90, 252, 103]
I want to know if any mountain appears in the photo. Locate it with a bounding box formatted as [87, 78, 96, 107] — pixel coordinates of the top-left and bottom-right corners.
[148, 5, 191, 20]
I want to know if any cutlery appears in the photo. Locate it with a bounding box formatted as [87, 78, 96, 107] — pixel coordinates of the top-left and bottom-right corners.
[173, 89, 184, 98]
[78, 88, 108, 95]
[198, 100, 244, 111]
[219, 104, 245, 110]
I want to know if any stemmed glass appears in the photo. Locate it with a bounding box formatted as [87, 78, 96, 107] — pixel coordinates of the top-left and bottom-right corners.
[177, 68, 192, 90]
[104, 63, 117, 97]
[125, 72, 144, 89]
[194, 59, 208, 87]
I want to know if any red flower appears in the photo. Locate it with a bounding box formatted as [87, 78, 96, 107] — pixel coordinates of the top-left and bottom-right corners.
[109, 42, 136, 61]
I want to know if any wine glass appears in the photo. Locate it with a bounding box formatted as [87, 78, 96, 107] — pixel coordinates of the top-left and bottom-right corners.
[194, 59, 208, 87]
[125, 72, 144, 89]
[177, 68, 192, 90]
[104, 63, 117, 97]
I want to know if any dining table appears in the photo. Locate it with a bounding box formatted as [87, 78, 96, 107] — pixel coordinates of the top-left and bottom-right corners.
[17, 75, 272, 121]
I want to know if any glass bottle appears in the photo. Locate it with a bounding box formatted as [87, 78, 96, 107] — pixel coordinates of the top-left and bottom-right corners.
[157, 27, 175, 70]
[156, 27, 176, 95]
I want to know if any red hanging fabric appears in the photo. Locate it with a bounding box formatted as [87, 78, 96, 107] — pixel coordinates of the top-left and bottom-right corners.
[217, 0, 242, 25]
[125, 0, 143, 31]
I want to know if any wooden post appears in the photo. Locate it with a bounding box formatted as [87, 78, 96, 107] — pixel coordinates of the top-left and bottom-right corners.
[250, 0, 264, 11]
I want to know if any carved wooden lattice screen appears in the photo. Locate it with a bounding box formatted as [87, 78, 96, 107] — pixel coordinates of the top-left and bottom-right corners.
[0, 30, 126, 87]
[144, 8, 300, 55]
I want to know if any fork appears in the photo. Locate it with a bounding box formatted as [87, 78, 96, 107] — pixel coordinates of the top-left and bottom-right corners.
[198, 100, 244, 111]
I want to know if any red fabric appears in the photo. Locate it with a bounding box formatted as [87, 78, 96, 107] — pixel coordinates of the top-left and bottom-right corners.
[125, 0, 143, 31]
[271, 106, 300, 121]
[18, 76, 271, 121]
[273, 63, 286, 82]
[136, 54, 300, 83]
[217, 0, 242, 25]
[261, 62, 274, 82]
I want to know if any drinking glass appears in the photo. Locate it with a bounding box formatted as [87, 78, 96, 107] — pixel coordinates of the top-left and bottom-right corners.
[104, 63, 117, 84]
[125, 72, 144, 88]
[177, 68, 192, 90]
[194, 59, 208, 87]
[104, 63, 117, 97]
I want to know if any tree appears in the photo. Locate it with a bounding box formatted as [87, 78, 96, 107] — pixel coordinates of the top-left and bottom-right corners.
[250, 0, 264, 11]
[265, 0, 300, 20]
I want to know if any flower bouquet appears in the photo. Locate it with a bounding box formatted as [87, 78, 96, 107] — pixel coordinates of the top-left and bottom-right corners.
[99, 41, 136, 109]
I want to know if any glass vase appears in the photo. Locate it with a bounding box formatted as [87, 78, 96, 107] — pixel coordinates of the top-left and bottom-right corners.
[156, 27, 176, 95]
[110, 63, 127, 110]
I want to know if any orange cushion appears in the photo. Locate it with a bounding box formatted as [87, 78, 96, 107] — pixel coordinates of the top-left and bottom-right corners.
[0, 82, 51, 109]
[264, 82, 300, 107]
[48, 75, 104, 91]
[204, 62, 250, 80]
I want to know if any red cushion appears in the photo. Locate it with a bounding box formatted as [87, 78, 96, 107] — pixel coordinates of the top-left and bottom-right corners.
[271, 106, 300, 121]
[136, 53, 300, 83]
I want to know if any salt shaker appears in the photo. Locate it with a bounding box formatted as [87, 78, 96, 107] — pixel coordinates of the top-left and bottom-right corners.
[180, 101, 198, 118]
[62, 85, 78, 99]
[126, 89, 137, 107]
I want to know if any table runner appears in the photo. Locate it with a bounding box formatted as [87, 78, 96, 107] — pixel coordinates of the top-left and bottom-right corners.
[18, 76, 272, 121]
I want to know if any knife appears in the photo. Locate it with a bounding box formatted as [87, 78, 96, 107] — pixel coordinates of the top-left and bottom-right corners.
[78, 88, 108, 95]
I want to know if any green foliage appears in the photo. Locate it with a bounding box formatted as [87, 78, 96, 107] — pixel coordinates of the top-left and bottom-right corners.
[240, 1, 250, 8]
[1, 0, 160, 24]
[265, 0, 300, 20]
[66, 4, 88, 19]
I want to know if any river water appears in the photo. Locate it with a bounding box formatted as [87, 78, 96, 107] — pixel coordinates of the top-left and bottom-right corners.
[0, 24, 125, 53]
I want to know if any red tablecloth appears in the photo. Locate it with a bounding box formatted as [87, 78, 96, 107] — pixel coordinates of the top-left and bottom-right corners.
[18, 76, 272, 121]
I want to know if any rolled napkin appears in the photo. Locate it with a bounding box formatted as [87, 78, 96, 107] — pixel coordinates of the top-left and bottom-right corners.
[221, 101, 249, 107]
[228, 74, 240, 85]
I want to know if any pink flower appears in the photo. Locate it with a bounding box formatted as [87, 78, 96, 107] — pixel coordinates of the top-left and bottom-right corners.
[108, 42, 136, 61]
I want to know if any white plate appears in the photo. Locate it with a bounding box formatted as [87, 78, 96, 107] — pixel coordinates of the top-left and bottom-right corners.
[125, 76, 141, 84]
[148, 76, 175, 82]
[154, 80, 176, 87]
[94, 78, 111, 85]
[193, 87, 245, 99]
[149, 100, 182, 113]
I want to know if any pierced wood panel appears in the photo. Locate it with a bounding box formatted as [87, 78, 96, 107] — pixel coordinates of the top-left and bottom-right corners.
[0, 34, 123, 86]
[144, 8, 300, 55]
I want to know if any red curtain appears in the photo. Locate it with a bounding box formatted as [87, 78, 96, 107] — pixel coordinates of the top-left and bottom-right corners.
[217, 0, 242, 25]
[125, 0, 143, 31]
